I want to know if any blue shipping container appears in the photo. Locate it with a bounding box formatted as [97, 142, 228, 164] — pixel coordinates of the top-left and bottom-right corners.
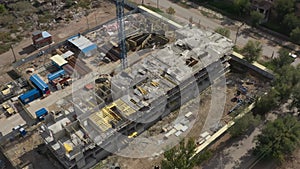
[35, 108, 48, 120]
[19, 88, 41, 104]
[30, 74, 49, 94]
[47, 69, 65, 81]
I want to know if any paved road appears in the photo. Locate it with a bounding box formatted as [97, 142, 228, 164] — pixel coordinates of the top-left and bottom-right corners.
[139, 0, 300, 59]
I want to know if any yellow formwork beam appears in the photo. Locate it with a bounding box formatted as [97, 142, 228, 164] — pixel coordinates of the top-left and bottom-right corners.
[89, 113, 111, 132]
[151, 81, 159, 87]
[137, 86, 147, 95]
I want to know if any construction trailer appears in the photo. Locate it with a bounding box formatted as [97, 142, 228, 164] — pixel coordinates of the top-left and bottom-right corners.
[47, 69, 66, 82]
[32, 31, 52, 48]
[29, 74, 50, 94]
[35, 108, 48, 121]
[19, 88, 41, 104]
[39, 26, 234, 169]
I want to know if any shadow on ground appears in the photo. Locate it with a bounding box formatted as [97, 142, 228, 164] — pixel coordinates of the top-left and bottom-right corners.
[19, 45, 36, 55]
[221, 18, 235, 26]
[19, 144, 64, 169]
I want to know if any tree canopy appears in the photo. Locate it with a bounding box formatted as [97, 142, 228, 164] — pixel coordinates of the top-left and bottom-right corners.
[283, 13, 300, 31]
[270, 48, 294, 70]
[291, 84, 300, 109]
[290, 27, 300, 43]
[161, 138, 197, 169]
[0, 4, 6, 14]
[255, 48, 300, 115]
[233, 0, 250, 15]
[274, 65, 300, 101]
[250, 11, 264, 26]
[254, 115, 300, 161]
[161, 138, 213, 168]
[274, 0, 296, 20]
[229, 113, 261, 137]
[242, 40, 262, 63]
[254, 89, 279, 115]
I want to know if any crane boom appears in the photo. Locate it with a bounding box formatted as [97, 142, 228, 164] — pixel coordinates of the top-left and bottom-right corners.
[116, 0, 128, 69]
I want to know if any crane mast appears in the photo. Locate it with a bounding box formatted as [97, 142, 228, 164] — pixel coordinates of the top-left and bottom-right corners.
[116, 0, 128, 69]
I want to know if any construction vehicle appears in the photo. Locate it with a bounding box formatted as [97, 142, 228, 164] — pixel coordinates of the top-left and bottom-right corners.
[128, 131, 138, 138]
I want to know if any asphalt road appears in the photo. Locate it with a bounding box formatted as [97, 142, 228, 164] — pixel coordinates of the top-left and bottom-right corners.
[142, 0, 300, 59]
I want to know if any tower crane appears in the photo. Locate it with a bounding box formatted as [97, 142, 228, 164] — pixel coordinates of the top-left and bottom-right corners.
[116, 0, 128, 69]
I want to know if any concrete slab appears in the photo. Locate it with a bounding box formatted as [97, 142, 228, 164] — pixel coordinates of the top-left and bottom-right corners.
[0, 113, 26, 136]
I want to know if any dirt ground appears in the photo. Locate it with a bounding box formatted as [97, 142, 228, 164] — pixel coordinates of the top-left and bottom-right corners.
[277, 149, 300, 169]
[100, 71, 268, 169]
[2, 131, 63, 169]
[0, 1, 116, 77]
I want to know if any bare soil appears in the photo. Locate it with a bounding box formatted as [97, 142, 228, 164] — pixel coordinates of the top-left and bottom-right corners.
[279, 149, 300, 169]
[0, 1, 116, 76]
[102, 72, 268, 169]
[3, 131, 63, 169]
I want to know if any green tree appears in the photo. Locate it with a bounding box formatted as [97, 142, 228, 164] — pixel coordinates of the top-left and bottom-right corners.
[250, 11, 264, 26]
[194, 150, 213, 166]
[290, 27, 300, 43]
[229, 113, 261, 137]
[166, 6, 175, 15]
[0, 4, 6, 14]
[274, 65, 300, 101]
[270, 48, 294, 71]
[254, 115, 300, 161]
[291, 84, 300, 109]
[233, 0, 250, 15]
[242, 40, 262, 63]
[283, 13, 300, 31]
[274, 0, 295, 20]
[161, 138, 197, 169]
[215, 27, 231, 38]
[254, 89, 279, 115]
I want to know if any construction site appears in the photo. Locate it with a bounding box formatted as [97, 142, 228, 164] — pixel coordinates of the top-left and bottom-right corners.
[0, 2, 275, 169]
[39, 26, 233, 169]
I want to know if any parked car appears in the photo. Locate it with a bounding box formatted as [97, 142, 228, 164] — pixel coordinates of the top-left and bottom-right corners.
[289, 52, 297, 58]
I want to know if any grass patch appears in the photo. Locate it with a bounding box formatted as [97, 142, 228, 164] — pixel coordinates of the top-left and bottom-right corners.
[0, 32, 14, 43]
[77, 0, 91, 9]
[8, 1, 37, 15]
[0, 14, 15, 26]
[0, 44, 10, 54]
[38, 11, 55, 23]
[258, 60, 275, 71]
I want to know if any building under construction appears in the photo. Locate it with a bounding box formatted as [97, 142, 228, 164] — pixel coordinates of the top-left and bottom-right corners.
[39, 24, 233, 168]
